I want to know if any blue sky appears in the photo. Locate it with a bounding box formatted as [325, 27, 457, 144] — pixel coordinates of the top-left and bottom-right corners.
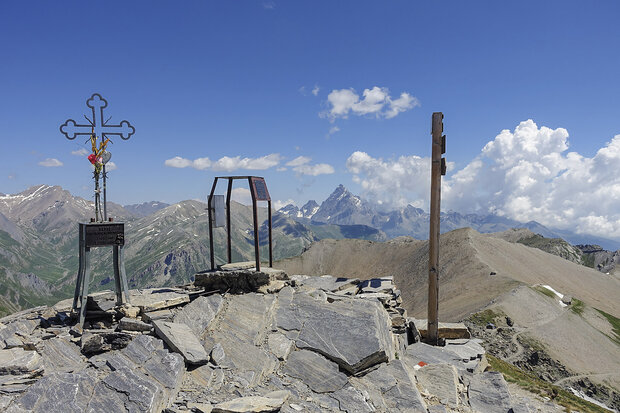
[1, 1, 620, 238]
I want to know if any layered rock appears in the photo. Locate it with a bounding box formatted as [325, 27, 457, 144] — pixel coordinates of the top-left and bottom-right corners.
[0, 269, 562, 412]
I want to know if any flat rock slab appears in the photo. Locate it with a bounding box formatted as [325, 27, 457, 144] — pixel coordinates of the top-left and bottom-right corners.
[445, 339, 485, 361]
[213, 391, 289, 413]
[153, 320, 209, 365]
[0, 348, 42, 376]
[404, 342, 475, 373]
[39, 337, 86, 373]
[468, 371, 514, 413]
[220, 261, 256, 271]
[205, 293, 278, 387]
[130, 288, 190, 312]
[293, 275, 360, 292]
[118, 318, 152, 332]
[411, 319, 471, 340]
[415, 363, 459, 407]
[7, 370, 98, 413]
[282, 349, 347, 393]
[173, 294, 223, 338]
[350, 360, 426, 413]
[278, 291, 393, 374]
[195, 270, 269, 293]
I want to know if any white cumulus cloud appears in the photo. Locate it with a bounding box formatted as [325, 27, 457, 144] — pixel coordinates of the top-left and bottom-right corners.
[39, 158, 63, 167]
[164, 154, 282, 172]
[292, 163, 335, 176]
[346, 151, 431, 208]
[347, 119, 620, 239]
[322, 86, 420, 121]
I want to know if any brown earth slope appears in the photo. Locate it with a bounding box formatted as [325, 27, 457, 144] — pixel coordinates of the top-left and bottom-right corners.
[275, 227, 619, 321]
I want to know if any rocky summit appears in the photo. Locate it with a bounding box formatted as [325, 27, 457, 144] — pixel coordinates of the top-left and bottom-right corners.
[0, 268, 560, 412]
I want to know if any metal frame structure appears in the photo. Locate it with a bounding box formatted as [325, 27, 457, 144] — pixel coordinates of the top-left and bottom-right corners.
[208, 176, 273, 271]
[72, 223, 131, 327]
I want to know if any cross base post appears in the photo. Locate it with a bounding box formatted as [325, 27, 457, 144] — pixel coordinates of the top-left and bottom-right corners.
[71, 222, 131, 327]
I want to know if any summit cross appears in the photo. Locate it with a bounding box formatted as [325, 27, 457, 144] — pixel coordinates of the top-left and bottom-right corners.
[60, 93, 135, 141]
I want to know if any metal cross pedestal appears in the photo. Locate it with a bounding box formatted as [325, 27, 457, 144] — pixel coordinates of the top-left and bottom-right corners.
[208, 176, 273, 271]
[72, 222, 131, 327]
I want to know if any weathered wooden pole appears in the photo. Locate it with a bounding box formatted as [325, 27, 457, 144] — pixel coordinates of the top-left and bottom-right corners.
[428, 112, 446, 345]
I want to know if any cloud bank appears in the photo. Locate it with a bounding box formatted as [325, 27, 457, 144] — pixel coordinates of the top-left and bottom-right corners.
[347, 120, 620, 238]
[323, 86, 419, 121]
[165, 154, 282, 171]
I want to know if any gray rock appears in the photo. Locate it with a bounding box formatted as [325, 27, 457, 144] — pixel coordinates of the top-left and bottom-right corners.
[142, 308, 174, 322]
[210, 342, 232, 368]
[205, 293, 278, 387]
[152, 320, 209, 365]
[0, 348, 42, 376]
[351, 360, 426, 412]
[267, 333, 293, 360]
[414, 363, 459, 407]
[404, 342, 477, 373]
[173, 294, 223, 338]
[118, 318, 153, 332]
[468, 371, 514, 413]
[561, 295, 572, 305]
[281, 291, 394, 374]
[212, 391, 289, 413]
[80, 331, 132, 355]
[39, 337, 85, 373]
[329, 385, 374, 413]
[194, 270, 270, 293]
[100, 366, 166, 411]
[130, 288, 190, 312]
[427, 406, 448, 413]
[445, 339, 485, 361]
[282, 350, 347, 393]
[9, 370, 98, 412]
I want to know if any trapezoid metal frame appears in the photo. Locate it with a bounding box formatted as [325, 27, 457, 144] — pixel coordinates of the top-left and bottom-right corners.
[207, 176, 273, 271]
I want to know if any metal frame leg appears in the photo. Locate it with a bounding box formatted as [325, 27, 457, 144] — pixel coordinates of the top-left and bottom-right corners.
[114, 245, 131, 304]
[79, 247, 92, 327]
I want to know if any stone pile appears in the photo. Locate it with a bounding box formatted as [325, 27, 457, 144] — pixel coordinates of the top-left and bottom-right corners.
[0, 268, 557, 412]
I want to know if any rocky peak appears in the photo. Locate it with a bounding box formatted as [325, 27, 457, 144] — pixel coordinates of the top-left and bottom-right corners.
[299, 200, 319, 219]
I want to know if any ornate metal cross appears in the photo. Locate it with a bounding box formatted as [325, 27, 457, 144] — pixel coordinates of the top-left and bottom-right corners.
[60, 93, 135, 141]
[60, 93, 135, 222]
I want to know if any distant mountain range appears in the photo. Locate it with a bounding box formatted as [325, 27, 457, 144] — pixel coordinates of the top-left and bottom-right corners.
[0, 183, 618, 316]
[279, 184, 620, 250]
[0, 185, 383, 315]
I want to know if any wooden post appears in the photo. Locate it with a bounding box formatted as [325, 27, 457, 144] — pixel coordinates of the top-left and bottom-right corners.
[428, 112, 446, 345]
